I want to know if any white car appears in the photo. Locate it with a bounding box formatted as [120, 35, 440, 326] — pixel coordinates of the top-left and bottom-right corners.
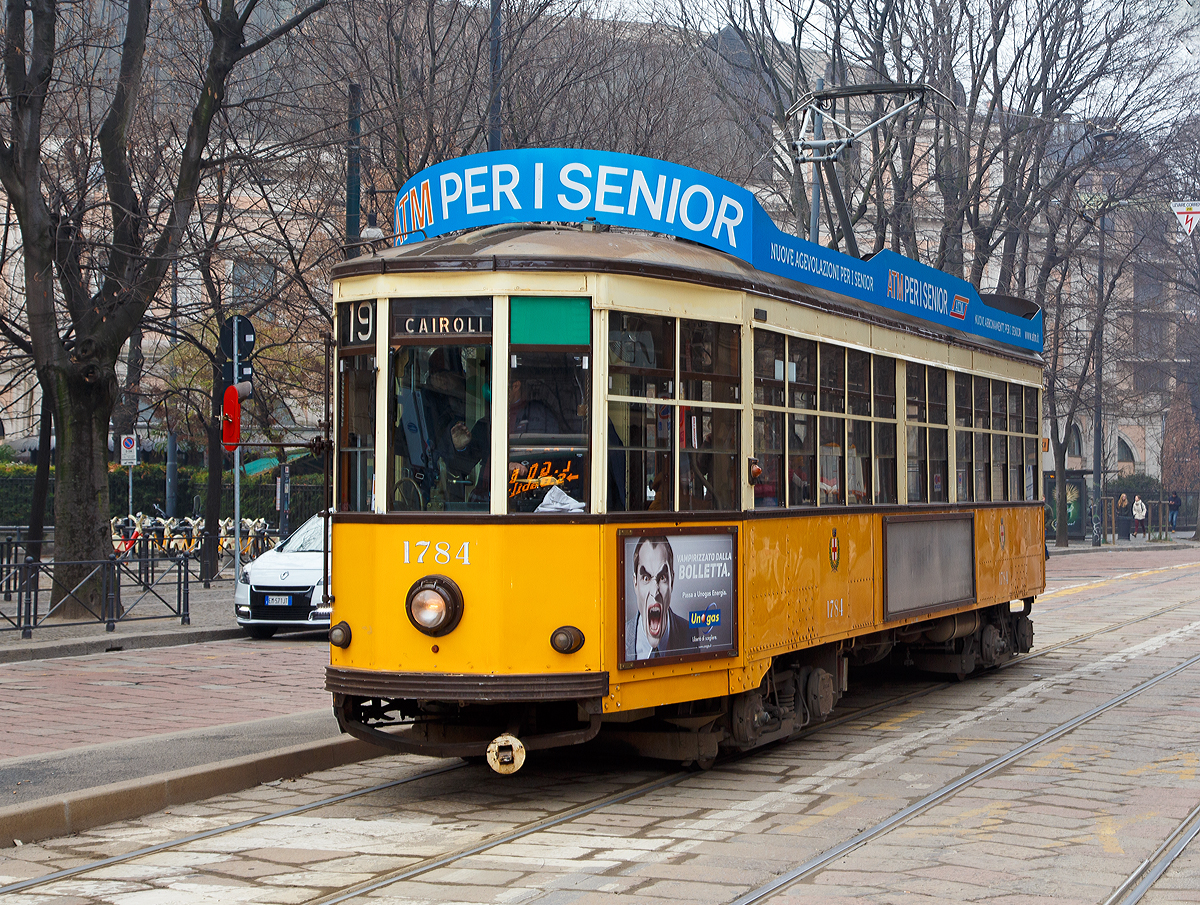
[235, 515, 331, 639]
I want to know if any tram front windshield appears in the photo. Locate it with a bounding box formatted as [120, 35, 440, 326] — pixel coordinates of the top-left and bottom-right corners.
[390, 344, 492, 512]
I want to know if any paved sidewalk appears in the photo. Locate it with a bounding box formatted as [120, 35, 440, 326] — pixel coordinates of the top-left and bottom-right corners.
[0, 636, 330, 759]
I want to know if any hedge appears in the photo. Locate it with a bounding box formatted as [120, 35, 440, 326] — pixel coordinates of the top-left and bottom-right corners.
[0, 464, 325, 529]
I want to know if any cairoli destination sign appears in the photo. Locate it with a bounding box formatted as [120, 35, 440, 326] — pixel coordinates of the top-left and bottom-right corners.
[1172, 201, 1200, 237]
[394, 149, 1044, 354]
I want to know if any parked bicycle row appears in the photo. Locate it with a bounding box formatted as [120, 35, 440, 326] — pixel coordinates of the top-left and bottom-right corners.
[109, 510, 279, 563]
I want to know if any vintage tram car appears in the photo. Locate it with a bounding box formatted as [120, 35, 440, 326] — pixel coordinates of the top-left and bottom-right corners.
[324, 150, 1044, 772]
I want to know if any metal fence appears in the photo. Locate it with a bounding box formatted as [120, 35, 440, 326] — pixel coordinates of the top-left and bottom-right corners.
[0, 551, 192, 638]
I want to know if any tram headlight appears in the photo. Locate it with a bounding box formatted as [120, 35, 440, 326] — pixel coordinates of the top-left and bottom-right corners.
[405, 575, 464, 636]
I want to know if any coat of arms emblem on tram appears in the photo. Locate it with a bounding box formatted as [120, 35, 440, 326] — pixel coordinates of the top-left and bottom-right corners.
[829, 529, 840, 572]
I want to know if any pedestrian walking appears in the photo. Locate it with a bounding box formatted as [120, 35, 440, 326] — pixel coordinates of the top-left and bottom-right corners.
[1169, 491, 1181, 532]
[1132, 495, 1148, 537]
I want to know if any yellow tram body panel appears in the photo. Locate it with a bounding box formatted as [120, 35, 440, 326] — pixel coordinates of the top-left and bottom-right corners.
[331, 504, 1045, 714]
[331, 521, 605, 676]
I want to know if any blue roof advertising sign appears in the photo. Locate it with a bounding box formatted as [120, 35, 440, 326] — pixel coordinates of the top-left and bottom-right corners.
[393, 149, 1043, 354]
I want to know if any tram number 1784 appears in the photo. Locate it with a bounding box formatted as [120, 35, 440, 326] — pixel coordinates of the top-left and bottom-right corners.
[827, 598, 844, 619]
[402, 541, 472, 566]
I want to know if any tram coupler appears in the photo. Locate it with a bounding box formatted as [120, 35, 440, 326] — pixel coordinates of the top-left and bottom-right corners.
[486, 733, 527, 774]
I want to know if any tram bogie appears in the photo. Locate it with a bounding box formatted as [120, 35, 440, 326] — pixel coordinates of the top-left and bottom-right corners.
[325, 149, 1047, 773]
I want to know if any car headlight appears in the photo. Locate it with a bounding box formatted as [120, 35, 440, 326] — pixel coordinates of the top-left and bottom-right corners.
[405, 575, 463, 636]
[239, 567, 251, 585]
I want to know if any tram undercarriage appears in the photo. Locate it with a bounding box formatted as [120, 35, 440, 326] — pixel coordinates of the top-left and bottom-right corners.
[332, 601, 1034, 772]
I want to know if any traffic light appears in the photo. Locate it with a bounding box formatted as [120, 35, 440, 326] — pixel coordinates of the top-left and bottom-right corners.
[222, 381, 252, 451]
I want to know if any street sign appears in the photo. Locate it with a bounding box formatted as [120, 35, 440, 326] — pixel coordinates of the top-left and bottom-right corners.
[1171, 201, 1200, 236]
[219, 314, 256, 359]
[120, 434, 137, 466]
[222, 359, 253, 388]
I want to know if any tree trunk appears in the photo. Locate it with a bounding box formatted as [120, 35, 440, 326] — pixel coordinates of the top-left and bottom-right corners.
[111, 326, 145, 447]
[48, 361, 119, 618]
[26, 391, 53, 562]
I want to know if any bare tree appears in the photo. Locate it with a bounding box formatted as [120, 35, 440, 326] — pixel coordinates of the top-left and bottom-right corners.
[0, 0, 327, 611]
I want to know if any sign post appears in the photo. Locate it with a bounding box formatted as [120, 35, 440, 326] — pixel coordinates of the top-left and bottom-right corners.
[220, 314, 255, 575]
[120, 435, 137, 517]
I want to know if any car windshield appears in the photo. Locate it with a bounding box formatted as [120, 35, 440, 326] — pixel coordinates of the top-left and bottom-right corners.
[277, 516, 328, 553]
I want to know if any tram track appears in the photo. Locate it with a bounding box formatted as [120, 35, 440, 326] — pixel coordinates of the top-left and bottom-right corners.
[5, 590, 1199, 901]
[1105, 800, 1200, 905]
[727, 648, 1200, 905]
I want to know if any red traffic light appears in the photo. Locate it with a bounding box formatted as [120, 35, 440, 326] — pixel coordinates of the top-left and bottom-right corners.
[222, 385, 242, 451]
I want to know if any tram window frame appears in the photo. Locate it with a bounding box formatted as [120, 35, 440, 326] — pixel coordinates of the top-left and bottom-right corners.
[874, 421, 897, 504]
[385, 296, 494, 515]
[907, 425, 927, 503]
[750, 329, 898, 508]
[848, 350, 871, 416]
[336, 351, 377, 513]
[955, 373, 972, 427]
[507, 345, 591, 514]
[955, 429, 973, 501]
[848, 418, 872, 504]
[753, 330, 786, 509]
[607, 312, 677, 513]
[1024, 386, 1039, 436]
[819, 344, 846, 414]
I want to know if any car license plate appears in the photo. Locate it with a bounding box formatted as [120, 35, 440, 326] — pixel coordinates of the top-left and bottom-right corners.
[266, 594, 292, 606]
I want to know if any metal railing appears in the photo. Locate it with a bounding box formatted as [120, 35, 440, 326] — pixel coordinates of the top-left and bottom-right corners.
[0, 551, 191, 638]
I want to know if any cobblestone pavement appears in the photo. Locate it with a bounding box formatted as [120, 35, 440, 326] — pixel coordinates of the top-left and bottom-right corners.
[0, 637, 330, 759]
[3, 549, 1200, 904]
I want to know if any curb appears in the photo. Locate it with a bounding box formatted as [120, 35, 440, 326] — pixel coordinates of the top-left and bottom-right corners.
[0, 627, 247, 664]
[0, 735, 385, 848]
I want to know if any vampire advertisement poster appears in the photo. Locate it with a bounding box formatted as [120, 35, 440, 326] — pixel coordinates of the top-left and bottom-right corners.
[619, 528, 738, 668]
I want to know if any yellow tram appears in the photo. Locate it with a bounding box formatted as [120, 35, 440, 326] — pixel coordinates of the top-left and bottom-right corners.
[324, 150, 1044, 772]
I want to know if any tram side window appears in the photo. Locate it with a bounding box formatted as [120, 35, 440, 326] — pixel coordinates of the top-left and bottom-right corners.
[819, 344, 845, 413]
[874, 356, 896, 418]
[338, 353, 376, 512]
[930, 427, 948, 502]
[907, 426, 927, 503]
[955, 373, 972, 426]
[790, 414, 817, 505]
[754, 409, 784, 508]
[874, 357, 897, 503]
[992, 433, 1008, 501]
[681, 406, 740, 510]
[389, 343, 492, 512]
[508, 350, 590, 513]
[820, 416, 844, 504]
[1009, 436, 1023, 503]
[608, 313, 674, 512]
[848, 419, 872, 504]
[679, 319, 740, 511]
[789, 338, 817, 409]
[681, 319, 739, 403]
[874, 423, 897, 503]
[754, 331, 785, 509]
[848, 350, 871, 416]
[975, 432, 991, 501]
[1024, 386, 1039, 436]
[609, 402, 671, 511]
[956, 429, 973, 501]
[1025, 437, 1038, 500]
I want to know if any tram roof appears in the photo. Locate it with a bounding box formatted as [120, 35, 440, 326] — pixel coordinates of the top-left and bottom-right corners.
[333, 224, 1043, 366]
